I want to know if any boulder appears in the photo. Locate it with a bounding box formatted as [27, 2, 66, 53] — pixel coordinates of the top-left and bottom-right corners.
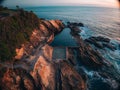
[49, 20, 65, 34]
[95, 36, 110, 43]
[85, 36, 116, 50]
[87, 36, 110, 43]
[67, 22, 84, 27]
[103, 43, 117, 51]
[59, 61, 86, 90]
[0, 68, 38, 90]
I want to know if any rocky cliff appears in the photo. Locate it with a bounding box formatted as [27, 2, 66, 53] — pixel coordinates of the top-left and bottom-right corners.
[0, 7, 120, 90]
[14, 19, 64, 60]
[0, 7, 87, 90]
[0, 7, 64, 62]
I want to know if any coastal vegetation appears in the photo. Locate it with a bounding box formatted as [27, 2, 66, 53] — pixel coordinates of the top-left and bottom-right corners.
[0, 6, 40, 61]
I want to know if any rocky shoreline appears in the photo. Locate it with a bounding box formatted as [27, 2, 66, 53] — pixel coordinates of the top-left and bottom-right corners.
[66, 22, 120, 90]
[0, 8, 120, 90]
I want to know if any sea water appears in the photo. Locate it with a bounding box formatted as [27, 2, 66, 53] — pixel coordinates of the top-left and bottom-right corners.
[25, 6, 120, 70]
[25, 6, 120, 41]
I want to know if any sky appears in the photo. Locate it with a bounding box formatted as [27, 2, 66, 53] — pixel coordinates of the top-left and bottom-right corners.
[2, 0, 119, 8]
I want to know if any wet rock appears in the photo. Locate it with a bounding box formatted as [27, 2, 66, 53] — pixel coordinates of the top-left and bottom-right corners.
[68, 28, 104, 69]
[76, 67, 88, 82]
[70, 26, 81, 33]
[88, 78, 113, 90]
[85, 38, 104, 49]
[94, 42, 104, 49]
[59, 61, 86, 90]
[85, 36, 116, 50]
[89, 36, 110, 43]
[67, 22, 84, 34]
[67, 22, 84, 27]
[67, 48, 78, 66]
[103, 43, 117, 51]
[85, 36, 110, 45]
[74, 36, 104, 69]
[78, 23, 84, 27]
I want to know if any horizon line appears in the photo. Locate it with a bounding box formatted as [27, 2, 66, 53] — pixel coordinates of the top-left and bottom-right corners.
[4, 4, 118, 9]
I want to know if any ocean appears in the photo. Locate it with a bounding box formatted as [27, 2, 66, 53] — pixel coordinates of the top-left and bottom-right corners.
[4, 6, 120, 90]
[25, 6, 120, 84]
[25, 6, 120, 41]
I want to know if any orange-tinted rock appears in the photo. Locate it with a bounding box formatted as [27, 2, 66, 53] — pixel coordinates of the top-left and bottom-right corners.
[0, 67, 39, 90]
[47, 33, 54, 43]
[14, 20, 64, 60]
[31, 56, 55, 89]
[42, 44, 53, 60]
[49, 20, 64, 34]
[60, 61, 86, 90]
[78, 39, 103, 69]
[15, 47, 24, 60]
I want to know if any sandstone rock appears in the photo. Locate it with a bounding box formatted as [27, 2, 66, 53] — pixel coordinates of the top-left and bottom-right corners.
[15, 47, 24, 60]
[49, 20, 64, 33]
[47, 33, 54, 44]
[39, 23, 50, 36]
[41, 44, 53, 61]
[0, 19, 65, 90]
[60, 61, 86, 90]
[70, 26, 81, 34]
[31, 56, 55, 90]
[0, 68, 38, 90]
[85, 37, 96, 44]
[2, 18, 119, 90]
[14, 20, 64, 60]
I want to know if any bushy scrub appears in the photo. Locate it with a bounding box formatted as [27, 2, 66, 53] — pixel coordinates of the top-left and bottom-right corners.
[0, 7, 40, 62]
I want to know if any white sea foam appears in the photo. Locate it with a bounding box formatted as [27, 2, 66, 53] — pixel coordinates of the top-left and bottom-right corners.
[79, 27, 93, 39]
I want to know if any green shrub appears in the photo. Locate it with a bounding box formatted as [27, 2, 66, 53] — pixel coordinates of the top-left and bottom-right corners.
[0, 7, 40, 62]
[0, 42, 12, 61]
